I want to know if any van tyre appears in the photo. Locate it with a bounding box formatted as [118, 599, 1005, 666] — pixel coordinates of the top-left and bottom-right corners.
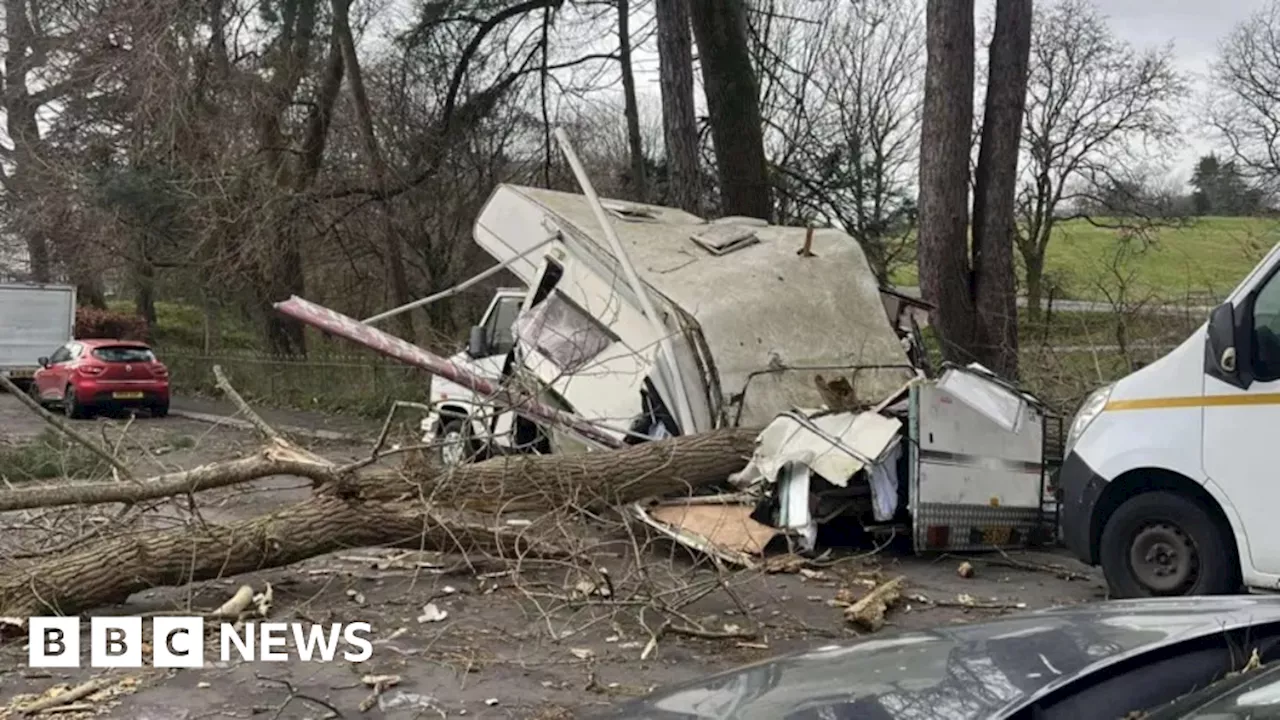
[1100, 491, 1238, 598]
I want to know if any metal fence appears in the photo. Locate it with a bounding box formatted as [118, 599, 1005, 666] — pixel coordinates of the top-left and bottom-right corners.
[163, 351, 430, 416]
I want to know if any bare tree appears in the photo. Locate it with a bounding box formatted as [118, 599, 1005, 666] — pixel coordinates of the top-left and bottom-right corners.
[766, 0, 923, 282]
[971, 0, 1032, 378]
[690, 0, 772, 219]
[917, 0, 977, 360]
[655, 0, 701, 214]
[1017, 0, 1185, 316]
[618, 0, 648, 200]
[1208, 0, 1280, 194]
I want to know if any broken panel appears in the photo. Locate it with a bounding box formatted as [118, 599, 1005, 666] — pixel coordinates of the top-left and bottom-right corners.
[909, 374, 1056, 552]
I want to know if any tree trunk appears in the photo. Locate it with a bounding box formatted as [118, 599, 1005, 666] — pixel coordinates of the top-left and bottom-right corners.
[690, 0, 771, 220]
[76, 278, 107, 310]
[618, 0, 647, 201]
[655, 0, 700, 215]
[0, 427, 759, 616]
[1023, 245, 1046, 318]
[917, 0, 977, 363]
[333, 0, 416, 342]
[970, 0, 1032, 379]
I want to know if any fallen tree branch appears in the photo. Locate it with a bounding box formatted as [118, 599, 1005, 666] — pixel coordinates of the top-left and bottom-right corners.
[0, 428, 758, 616]
[0, 439, 339, 512]
[212, 365, 281, 443]
[0, 375, 135, 483]
[17, 677, 112, 715]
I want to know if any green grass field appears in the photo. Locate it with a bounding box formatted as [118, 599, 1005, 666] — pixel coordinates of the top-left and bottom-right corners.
[891, 216, 1278, 302]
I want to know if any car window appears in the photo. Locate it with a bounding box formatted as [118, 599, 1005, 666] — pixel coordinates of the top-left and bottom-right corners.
[49, 346, 71, 364]
[1253, 269, 1280, 380]
[92, 346, 156, 363]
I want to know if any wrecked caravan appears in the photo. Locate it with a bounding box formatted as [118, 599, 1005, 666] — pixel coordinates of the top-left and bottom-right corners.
[635, 363, 1064, 565]
[421, 183, 917, 459]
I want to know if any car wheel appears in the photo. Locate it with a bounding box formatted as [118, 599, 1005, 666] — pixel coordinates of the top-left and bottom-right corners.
[151, 401, 169, 418]
[437, 418, 476, 468]
[63, 386, 87, 420]
[1100, 490, 1238, 598]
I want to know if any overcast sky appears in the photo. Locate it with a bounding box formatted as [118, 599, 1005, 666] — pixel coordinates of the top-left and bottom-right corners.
[1093, 0, 1259, 183]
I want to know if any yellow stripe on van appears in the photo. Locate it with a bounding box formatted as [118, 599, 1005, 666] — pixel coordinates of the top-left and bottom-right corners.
[1105, 393, 1280, 411]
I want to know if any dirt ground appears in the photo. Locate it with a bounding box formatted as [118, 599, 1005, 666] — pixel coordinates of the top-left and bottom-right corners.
[0, 393, 1106, 719]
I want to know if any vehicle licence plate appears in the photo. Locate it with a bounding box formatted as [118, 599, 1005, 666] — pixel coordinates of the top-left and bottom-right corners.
[113, 391, 144, 400]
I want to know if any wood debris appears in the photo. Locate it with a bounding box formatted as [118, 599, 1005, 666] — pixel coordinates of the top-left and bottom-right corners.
[840, 576, 905, 631]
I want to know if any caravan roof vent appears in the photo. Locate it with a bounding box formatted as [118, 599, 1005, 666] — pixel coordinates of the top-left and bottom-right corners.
[690, 224, 760, 255]
[712, 215, 769, 228]
[603, 201, 658, 222]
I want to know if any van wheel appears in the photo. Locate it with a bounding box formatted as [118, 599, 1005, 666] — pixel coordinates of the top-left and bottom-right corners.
[437, 418, 476, 468]
[1100, 491, 1238, 598]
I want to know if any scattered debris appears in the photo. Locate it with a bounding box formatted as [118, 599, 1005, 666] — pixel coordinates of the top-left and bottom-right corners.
[211, 585, 254, 618]
[485, 698, 500, 706]
[360, 674, 403, 712]
[957, 561, 975, 579]
[840, 576, 906, 631]
[417, 603, 448, 623]
[632, 496, 779, 567]
[15, 677, 113, 716]
[909, 592, 1027, 611]
[346, 588, 366, 605]
[569, 648, 596, 661]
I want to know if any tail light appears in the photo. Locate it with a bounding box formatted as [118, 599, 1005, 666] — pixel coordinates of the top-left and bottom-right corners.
[153, 364, 169, 378]
[77, 365, 104, 376]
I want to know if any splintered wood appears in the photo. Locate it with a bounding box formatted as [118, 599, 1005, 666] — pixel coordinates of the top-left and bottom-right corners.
[842, 576, 905, 632]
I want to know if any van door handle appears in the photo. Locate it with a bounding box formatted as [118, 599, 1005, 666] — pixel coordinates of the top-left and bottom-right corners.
[1221, 347, 1237, 373]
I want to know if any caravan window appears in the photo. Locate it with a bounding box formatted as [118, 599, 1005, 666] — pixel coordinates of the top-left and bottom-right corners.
[514, 291, 615, 374]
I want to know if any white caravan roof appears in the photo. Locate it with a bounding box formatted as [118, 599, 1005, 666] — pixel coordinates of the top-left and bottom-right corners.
[473, 184, 914, 427]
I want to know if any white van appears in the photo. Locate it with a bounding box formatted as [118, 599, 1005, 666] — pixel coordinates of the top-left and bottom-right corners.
[1061, 240, 1280, 598]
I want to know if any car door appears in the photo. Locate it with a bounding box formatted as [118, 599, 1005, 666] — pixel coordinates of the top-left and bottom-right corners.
[1202, 264, 1280, 575]
[36, 344, 73, 400]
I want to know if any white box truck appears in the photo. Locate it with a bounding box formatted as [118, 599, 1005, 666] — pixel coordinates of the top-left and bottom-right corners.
[0, 283, 76, 388]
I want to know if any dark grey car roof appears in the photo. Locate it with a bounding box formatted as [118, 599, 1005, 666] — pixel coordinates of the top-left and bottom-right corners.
[597, 596, 1280, 720]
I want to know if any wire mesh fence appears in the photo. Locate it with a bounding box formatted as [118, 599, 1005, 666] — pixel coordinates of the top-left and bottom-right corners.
[163, 351, 431, 416]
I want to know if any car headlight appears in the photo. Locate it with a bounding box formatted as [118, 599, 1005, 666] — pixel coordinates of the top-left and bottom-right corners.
[1065, 384, 1113, 451]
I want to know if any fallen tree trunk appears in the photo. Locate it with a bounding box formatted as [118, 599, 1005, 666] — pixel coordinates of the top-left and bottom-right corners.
[0, 427, 758, 616]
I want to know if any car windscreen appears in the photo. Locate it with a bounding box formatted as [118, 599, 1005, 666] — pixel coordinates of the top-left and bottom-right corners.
[92, 347, 156, 363]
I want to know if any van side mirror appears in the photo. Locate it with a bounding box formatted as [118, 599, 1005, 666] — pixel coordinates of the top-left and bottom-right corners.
[1205, 301, 1252, 389]
[467, 326, 488, 358]
[37, 357, 48, 368]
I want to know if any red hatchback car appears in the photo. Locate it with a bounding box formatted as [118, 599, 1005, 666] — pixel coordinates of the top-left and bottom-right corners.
[32, 339, 170, 419]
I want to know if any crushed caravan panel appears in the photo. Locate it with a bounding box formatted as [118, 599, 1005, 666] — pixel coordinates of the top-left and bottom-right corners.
[471, 184, 916, 432]
[908, 364, 1061, 552]
[631, 496, 781, 568]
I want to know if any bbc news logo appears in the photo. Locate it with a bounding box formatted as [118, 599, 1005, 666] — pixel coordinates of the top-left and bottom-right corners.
[28, 617, 374, 668]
